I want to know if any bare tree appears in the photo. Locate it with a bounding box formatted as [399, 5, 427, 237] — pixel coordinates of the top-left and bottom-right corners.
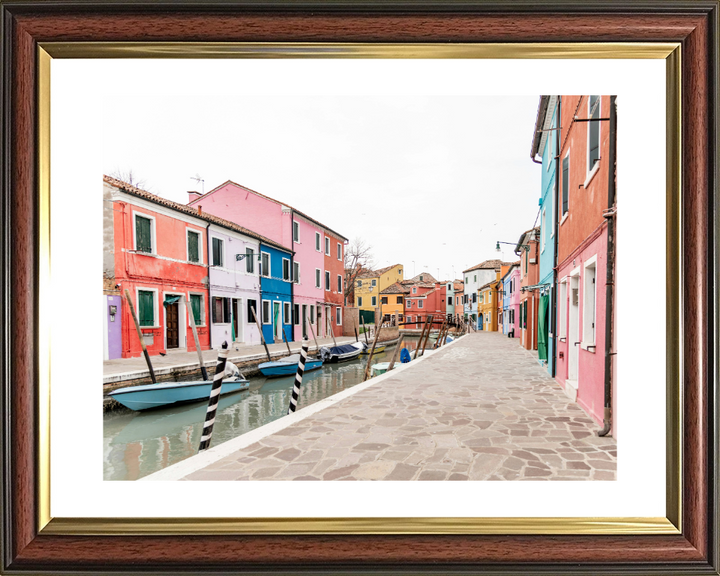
[109, 168, 150, 191]
[344, 237, 375, 306]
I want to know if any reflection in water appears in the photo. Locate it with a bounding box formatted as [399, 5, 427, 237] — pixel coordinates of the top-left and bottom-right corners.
[103, 343, 420, 480]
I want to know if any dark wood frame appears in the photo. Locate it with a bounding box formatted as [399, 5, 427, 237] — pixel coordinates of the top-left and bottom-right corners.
[1, 1, 717, 573]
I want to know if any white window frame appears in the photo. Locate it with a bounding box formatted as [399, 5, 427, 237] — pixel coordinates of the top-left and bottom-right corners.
[562, 150, 571, 221]
[293, 220, 300, 243]
[337, 274, 343, 294]
[315, 231, 321, 252]
[210, 236, 225, 268]
[293, 261, 300, 284]
[188, 292, 206, 327]
[325, 236, 330, 255]
[406, 300, 412, 308]
[185, 227, 202, 264]
[283, 302, 291, 325]
[336, 307, 342, 326]
[558, 278, 568, 339]
[337, 242, 342, 261]
[135, 286, 159, 327]
[412, 287, 417, 294]
[293, 304, 300, 325]
[315, 268, 322, 289]
[261, 299, 272, 325]
[371, 279, 377, 287]
[550, 182, 556, 238]
[586, 95, 601, 178]
[282, 257, 291, 281]
[260, 251, 271, 278]
[582, 256, 598, 348]
[132, 211, 156, 255]
[418, 300, 424, 309]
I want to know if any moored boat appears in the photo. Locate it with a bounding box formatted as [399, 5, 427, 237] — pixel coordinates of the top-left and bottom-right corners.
[359, 345, 386, 355]
[109, 361, 248, 411]
[258, 354, 323, 377]
[319, 341, 367, 363]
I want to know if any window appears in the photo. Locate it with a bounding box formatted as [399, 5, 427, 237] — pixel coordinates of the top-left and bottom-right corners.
[293, 221, 299, 243]
[282, 258, 291, 281]
[488, 292, 492, 303]
[337, 243, 342, 260]
[418, 300, 423, 309]
[293, 262, 300, 284]
[293, 304, 300, 325]
[336, 307, 342, 325]
[588, 95, 601, 170]
[357, 280, 362, 287]
[381, 296, 388, 305]
[466, 276, 469, 283]
[138, 290, 155, 326]
[562, 154, 570, 215]
[479, 293, 484, 303]
[472, 293, 477, 303]
[419, 275, 424, 281]
[245, 248, 254, 273]
[358, 297, 363, 307]
[135, 214, 153, 253]
[407, 300, 412, 308]
[551, 182, 556, 237]
[212, 297, 231, 323]
[371, 279, 377, 287]
[247, 299, 258, 323]
[474, 274, 477, 282]
[456, 296, 459, 305]
[212, 237, 223, 267]
[315, 232, 321, 251]
[371, 296, 377, 306]
[412, 287, 417, 294]
[260, 252, 270, 278]
[315, 268, 322, 289]
[337, 275, 342, 293]
[325, 237, 330, 255]
[559, 281, 567, 338]
[284, 302, 291, 325]
[262, 300, 271, 324]
[187, 230, 200, 263]
[189, 294, 203, 325]
[396, 296, 403, 304]
[583, 262, 597, 344]
[325, 271, 330, 291]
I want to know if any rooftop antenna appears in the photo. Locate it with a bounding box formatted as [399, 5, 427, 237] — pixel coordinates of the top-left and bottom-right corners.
[190, 174, 205, 194]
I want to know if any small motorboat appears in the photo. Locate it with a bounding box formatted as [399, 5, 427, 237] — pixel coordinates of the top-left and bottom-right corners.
[360, 344, 386, 355]
[319, 341, 367, 363]
[371, 361, 391, 376]
[258, 353, 323, 377]
[108, 361, 249, 411]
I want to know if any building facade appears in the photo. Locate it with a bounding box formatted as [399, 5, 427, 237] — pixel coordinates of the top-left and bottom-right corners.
[517, 228, 540, 351]
[355, 264, 404, 324]
[323, 230, 346, 338]
[462, 260, 504, 328]
[259, 242, 294, 345]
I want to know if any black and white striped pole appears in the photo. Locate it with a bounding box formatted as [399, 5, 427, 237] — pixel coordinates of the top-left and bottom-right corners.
[287, 339, 309, 415]
[198, 342, 229, 452]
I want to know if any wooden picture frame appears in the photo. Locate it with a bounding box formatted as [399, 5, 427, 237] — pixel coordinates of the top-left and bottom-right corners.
[1, 1, 717, 573]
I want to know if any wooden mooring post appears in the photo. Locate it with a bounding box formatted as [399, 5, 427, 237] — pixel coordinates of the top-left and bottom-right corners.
[281, 327, 292, 355]
[420, 315, 435, 357]
[387, 336, 405, 372]
[362, 322, 384, 382]
[250, 306, 272, 362]
[306, 313, 320, 353]
[414, 316, 431, 360]
[182, 294, 209, 381]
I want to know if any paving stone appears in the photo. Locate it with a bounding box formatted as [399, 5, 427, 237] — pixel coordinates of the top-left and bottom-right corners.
[386, 463, 420, 481]
[418, 470, 448, 481]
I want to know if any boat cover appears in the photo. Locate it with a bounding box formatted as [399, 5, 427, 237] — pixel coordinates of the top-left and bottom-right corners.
[319, 342, 365, 362]
[400, 348, 412, 363]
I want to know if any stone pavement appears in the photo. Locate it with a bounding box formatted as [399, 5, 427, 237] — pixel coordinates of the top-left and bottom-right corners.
[180, 332, 617, 481]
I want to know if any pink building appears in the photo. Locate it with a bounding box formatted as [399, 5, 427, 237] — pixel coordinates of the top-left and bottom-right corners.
[187, 181, 347, 341]
[503, 265, 521, 339]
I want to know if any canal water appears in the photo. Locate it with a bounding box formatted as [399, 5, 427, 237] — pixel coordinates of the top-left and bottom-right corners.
[103, 340, 425, 480]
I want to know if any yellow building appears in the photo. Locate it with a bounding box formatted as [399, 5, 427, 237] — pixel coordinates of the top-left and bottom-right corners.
[478, 279, 500, 331]
[354, 263, 404, 323]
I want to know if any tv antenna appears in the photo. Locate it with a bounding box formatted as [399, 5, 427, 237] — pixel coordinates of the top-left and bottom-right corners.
[190, 174, 205, 194]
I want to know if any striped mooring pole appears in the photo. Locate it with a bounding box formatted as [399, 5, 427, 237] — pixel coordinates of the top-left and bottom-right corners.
[287, 339, 309, 415]
[198, 343, 229, 452]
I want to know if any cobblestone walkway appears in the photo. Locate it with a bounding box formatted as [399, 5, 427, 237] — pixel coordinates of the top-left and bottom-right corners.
[182, 332, 617, 481]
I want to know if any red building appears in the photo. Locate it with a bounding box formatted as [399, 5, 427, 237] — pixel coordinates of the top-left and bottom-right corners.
[323, 230, 346, 338]
[104, 176, 211, 359]
[401, 274, 447, 329]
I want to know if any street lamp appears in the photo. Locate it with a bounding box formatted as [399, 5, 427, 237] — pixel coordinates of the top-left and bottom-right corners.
[496, 241, 530, 254]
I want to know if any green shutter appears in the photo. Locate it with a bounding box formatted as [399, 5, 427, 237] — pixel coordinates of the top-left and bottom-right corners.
[188, 232, 199, 263]
[246, 248, 254, 273]
[138, 291, 154, 326]
[212, 238, 223, 267]
[190, 294, 202, 325]
[136, 216, 152, 253]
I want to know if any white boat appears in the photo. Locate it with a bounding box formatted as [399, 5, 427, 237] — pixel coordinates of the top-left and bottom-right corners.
[319, 341, 367, 363]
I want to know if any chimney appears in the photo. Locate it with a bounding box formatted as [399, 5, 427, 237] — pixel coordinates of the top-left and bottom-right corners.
[197, 205, 202, 214]
[188, 191, 201, 203]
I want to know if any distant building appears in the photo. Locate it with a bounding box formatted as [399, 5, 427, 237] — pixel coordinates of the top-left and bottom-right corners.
[516, 228, 541, 351]
[379, 282, 409, 325]
[400, 273, 446, 329]
[354, 264, 404, 324]
[462, 260, 505, 329]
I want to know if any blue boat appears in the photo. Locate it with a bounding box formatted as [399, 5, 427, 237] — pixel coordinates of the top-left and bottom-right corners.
[258, 354, 323, 378]
[108, 361, 249, 411]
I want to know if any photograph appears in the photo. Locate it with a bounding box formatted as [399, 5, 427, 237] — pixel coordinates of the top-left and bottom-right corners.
[102, 92, 618, 483]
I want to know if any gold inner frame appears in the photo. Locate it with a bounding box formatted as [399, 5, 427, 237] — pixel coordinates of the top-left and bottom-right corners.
[36, 42, 682, 536]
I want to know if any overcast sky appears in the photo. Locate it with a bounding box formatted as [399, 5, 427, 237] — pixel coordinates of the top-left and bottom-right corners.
[103, 93, 542, 281]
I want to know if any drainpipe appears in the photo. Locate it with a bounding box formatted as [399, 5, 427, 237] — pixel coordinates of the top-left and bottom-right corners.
[205, 221, 212, 348]
[551, 97, 561, 377]
[598, 95, 617, 437]
[290, 209, 295, 342]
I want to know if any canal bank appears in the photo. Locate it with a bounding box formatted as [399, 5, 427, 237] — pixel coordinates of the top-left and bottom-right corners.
[103, 332, 403, 411]
[142, 332, 616, 482]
